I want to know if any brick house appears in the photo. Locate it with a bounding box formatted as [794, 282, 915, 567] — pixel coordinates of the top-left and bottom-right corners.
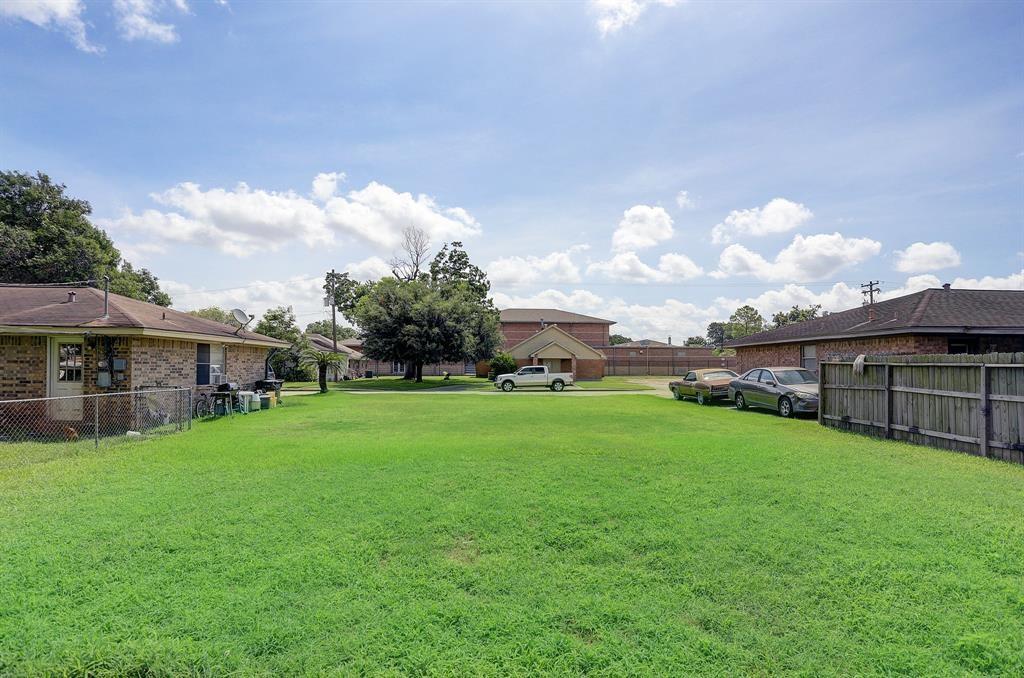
[0, 285, 290, 404]
[727, 286, 1024, 373]
[305, 333, 364, 380]
[338, 338, 475, 378]
[483, 308, 615, 380]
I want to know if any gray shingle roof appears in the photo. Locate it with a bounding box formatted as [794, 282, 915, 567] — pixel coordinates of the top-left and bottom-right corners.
[499, 308, 615, 325]
[727, 288, 1024, 348]
[0, 285, 290, 347]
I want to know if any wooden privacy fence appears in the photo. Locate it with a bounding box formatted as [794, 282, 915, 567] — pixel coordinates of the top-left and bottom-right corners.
[819, 353, 1024, 465]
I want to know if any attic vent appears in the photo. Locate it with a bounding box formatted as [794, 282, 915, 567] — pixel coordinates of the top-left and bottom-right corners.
[67, 291, 76, 303]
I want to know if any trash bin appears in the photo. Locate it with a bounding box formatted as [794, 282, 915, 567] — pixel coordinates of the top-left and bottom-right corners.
[365, 370, 374, 379]
[260, 394, 270, 410]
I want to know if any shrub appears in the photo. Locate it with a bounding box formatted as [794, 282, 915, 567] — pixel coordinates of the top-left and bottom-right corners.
[489, 352, 517, 378]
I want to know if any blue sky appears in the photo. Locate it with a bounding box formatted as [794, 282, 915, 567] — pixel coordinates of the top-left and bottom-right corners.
[2, 0, 1022, 339]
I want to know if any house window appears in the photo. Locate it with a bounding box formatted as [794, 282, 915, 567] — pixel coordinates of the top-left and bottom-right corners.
[392, 360, 405, 375]
[196, 343, 226, 385]
[57, 343, 83, 382]
[801, 344, 817, 372]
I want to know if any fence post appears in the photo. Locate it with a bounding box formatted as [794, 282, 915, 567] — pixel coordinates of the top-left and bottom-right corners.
[94, 394, 99, 449]
[817, 363, 824, 426]
[979, 364, 990, 457]
[883, 363, 892, 439]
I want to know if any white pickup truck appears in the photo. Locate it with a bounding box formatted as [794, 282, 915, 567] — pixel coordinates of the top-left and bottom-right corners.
[494, 365, 574, 392]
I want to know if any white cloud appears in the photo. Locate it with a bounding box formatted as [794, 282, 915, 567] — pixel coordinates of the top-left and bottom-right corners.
[343, 256, 392, 281]
[611, 204, 674, 252]
[164, 275, 327, 323]
[713, 232, 881, 281]
[587, 250, 704, 283]
[675, 190, 695, 210]
[487, 246, 587, 286]
[98, 174, 481, 258]
[893, 241, 962, 273]
[590, 0, 679, 37]
[947, 271, 1024, 291]
[491, 268, 1023, 343]
[588, 251, 668, 283]
[113, 0, 187, 44]
[311, 171, 346, 202]
[0, 0, 101, 52]
[657, 252, 704, 279]
[711, 198, 813, 245]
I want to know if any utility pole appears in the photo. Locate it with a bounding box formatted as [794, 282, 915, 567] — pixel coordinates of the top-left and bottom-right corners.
[330, 269, 338, 352]
[861, 280, 880, 305]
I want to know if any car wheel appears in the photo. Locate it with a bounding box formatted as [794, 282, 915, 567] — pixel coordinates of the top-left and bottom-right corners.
[778, 396, 793, 418]
[551, 380, 564, 392]
[697, 391, 707, 405]
[501, 380, 515, 392]
[734, 392, 747, 410]
[672, 388, 683, 401]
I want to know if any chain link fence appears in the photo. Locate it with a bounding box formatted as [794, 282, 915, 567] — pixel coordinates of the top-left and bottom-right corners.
[0, 388, 191, 468]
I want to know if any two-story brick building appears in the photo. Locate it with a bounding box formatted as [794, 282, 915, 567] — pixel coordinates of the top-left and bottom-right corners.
[727, 286, 1024, 373]
[484, 308, 615, 380]
[0, 285, 290, 403]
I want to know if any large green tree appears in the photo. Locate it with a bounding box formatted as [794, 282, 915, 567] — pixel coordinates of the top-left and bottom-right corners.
[255, 306, 301, 344]
[0, 170, 172, 305]
[304, 319, 358, 340]
[335, 232, 502, 382]
[770, 304, 823, 329]
[706, 322, 728, 349]
[684, 336, 708, 346]
[609, 334, 633, 345]
[188, 307, 233, 324]
[728, 305, 766, 339]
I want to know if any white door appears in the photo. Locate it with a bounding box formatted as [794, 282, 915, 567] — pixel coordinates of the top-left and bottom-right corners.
[49, 338, 84, 420]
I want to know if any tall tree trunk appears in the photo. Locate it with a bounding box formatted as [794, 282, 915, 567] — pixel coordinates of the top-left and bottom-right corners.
[319, 364, 328, 393]
[416, 361, 423, 382]
[403, 362, 416, 380]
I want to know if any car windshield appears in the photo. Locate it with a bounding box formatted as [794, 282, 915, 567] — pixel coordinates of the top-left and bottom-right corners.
[774, 369, 817, 385]
[703, 371, 737, 380]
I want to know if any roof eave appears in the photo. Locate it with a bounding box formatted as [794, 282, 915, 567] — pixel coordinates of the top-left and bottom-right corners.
[729, 325, 1024, 348]
[0, 324, 290, 348]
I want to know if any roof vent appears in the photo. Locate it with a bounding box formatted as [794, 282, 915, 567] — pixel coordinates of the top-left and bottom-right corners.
[867, 306, 876, 322]
[942, 283, 951, 291]
[67, 291, 76, 303]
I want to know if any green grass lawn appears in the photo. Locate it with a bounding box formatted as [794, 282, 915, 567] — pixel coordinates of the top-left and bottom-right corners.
[572, 376, 655, 391]
[282, 375, 490, 391]
[1, 393, 1022, 674]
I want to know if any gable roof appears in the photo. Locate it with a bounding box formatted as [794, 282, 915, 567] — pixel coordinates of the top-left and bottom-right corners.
[0, 285, 290, 348]
[499, 308, 615, 325]
[728, 288, 1024, 348]
[307, 333, 364, 359]
[507, 324, 605, 360]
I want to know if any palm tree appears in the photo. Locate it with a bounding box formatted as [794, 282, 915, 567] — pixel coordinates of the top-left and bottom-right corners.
[299, 348, 346, 393]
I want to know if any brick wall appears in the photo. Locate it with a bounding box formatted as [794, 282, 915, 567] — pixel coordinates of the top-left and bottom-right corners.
[228, 344, 269, 386]
[817, 335, 948, 361]
[0, 336, 47, 399]
[735, 334, 953, 373]
[130, 338, 197, 389]
[502, 322, 610, 349]
[83, 337, 132, 395]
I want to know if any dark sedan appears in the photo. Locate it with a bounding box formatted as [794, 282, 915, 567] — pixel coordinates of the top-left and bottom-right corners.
[727, 367, 819, 417]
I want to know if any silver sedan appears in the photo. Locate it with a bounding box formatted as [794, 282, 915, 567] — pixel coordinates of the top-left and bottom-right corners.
[727, 367, 819, 417]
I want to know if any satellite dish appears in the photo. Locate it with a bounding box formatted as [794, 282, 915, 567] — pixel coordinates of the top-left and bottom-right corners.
[231, 308, 250, 326]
